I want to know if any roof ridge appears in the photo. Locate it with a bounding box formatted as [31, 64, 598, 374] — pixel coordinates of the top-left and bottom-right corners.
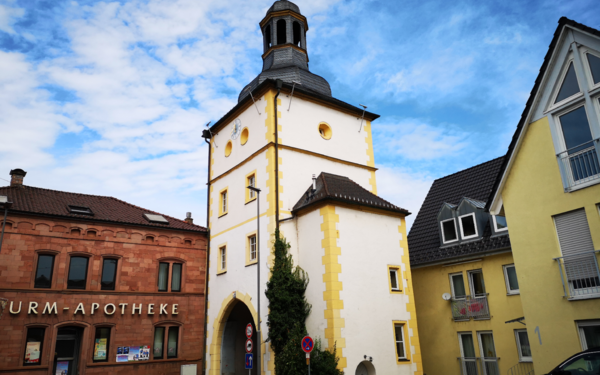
[342, 175, 402, 209]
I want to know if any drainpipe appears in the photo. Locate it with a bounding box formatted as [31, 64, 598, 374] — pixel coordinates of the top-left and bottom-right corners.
[201, 131, 212, 375]
[274, 79, 283, 231]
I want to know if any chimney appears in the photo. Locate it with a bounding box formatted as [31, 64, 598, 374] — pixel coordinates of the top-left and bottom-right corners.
[10, 169, 27, 187]
[185, 212, 193, 224]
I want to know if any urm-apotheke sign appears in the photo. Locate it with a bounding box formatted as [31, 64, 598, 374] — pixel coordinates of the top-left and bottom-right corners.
[8, 301, 179, 315]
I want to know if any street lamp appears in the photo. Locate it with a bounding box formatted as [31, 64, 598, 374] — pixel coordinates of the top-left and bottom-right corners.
[246, 185, 261, 375]
[0, 196, 13, 253]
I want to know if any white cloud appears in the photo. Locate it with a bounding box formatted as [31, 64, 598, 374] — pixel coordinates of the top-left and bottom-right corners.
[374, 119, 470, 160]
[376, 165, 433, 230]
[0, 2, 24, 34]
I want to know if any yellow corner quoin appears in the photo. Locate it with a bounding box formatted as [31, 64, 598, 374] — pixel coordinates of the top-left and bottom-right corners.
[398, 221, 423, 374]
[363, 120, 378, 194]
[320, 205, 347, 370]
[245, 230, 258, 266]
[387, 265, 403, 293]
[208, 291, 263, 375]
[218, 187, 228, 217]
[245, 170, 257, 204]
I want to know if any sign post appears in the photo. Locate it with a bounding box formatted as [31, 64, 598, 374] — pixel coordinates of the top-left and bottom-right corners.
[245, 325, 254, 374]
[301, 336, 314, 375]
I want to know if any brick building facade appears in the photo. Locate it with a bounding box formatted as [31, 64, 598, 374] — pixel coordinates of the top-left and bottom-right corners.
[0, 169, 208, 375]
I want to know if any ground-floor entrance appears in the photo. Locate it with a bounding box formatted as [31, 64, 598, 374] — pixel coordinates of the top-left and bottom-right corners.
[221, 300, 258, 375]
[53, 327, 83, 375]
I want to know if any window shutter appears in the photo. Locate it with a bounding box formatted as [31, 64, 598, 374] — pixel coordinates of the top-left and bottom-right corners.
[554, 208, 594, 256]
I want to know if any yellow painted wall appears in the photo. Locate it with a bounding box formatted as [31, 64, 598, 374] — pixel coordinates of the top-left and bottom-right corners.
[501, 116, 600, 374]
[413, 252, 525, 375]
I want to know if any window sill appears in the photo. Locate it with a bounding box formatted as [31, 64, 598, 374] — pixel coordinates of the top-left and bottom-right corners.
[245, 261, 257, 267]
[218, 212, 228, 218]
[397, 359, 411, 363]
[565, 177, 600, 193]
[245, 197, 257, 205]
[390, 289, 403, 293]
[506, 292, 520, 296]
[567, 293, 600, 301]
[217, 270, 227, 275]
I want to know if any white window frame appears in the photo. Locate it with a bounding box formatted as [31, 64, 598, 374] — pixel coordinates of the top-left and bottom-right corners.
[248, 175, 256, 199]
[221, 191, 227, 214]
[503, 264, 520, 295]
[394, 323, 406, 360]
[577, 320, 600, 350]
[220, 246, 226, 271]
[458, 213, 479, 240]
[249, 235, 257, 261]
[440, 218, 458, 244]
[449, 272, 466, 299]
[477, 331, 498, 375]
[492, 214, 508, 232]
[514, 329, 532, 362]
[390, 268, 400, 291]
[458, 332, 478, 375]
[580, 47, 600, 91]
[547, 57, 584, 112]
[468, 269, 486, 297]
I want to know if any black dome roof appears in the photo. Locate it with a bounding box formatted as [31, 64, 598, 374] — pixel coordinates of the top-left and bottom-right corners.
[266, 0, 301, 15]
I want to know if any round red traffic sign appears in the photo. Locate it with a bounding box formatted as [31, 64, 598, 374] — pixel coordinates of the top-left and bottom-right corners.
[246, 323, 253, 338]
[301, 336, 314, 353]
[246, 339, 253, 353]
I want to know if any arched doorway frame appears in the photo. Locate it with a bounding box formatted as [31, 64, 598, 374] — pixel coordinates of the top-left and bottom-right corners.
[208, 291, 264, 375]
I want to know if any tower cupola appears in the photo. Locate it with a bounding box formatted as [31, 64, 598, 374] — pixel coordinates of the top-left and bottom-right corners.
[238, 0, 332, 102]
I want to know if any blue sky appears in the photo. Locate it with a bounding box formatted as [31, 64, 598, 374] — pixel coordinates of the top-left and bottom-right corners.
[0, 0, 598, 228]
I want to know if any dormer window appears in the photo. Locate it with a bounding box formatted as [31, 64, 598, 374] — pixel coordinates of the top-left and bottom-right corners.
[493, 214, 508, 232]
[440, 219, 458, 244]
[68, 205, 93, 215]
[458, 213, 478, 240]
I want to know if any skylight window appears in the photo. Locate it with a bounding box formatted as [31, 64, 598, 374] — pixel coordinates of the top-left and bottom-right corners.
[68, 205, 93, 215]
[144, 213, 169, 224]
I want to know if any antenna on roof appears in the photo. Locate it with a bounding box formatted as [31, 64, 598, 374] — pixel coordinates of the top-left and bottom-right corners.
[287, 81, 302, 111]
[203, 121, 218, 148]
[243, 86, 261, 115]
[357, 104, 367, 132]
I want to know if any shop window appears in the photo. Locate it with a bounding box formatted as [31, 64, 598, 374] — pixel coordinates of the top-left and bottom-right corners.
[157, 261, 183, 292]
[515, 329, 532, 362]
[67, 256, 89, 290]
[23, 327, 45, 366]
[101, 258, 118, 291]
[153, 326, 180, 360]
[503, 264, 520, 295]
[34, 254, 55, 289]
[440, 218, 458, 244]
[93, 327, 111, 362]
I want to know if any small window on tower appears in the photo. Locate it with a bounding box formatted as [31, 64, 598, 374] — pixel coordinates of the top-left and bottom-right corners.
[293, 21, 301, 47]
[265, 25, 272, 49]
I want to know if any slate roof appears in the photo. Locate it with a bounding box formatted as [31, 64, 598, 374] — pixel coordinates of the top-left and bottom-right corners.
[407, 157, 509, 267]
[0, 185, 206, 233]
[292, 172, 410, 215]
[487, 17, 600, 211]
[267, 0, 301, 15]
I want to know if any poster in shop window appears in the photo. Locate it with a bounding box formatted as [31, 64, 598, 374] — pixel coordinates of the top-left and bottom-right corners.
[93, 338, 107, 361]
[24, 342, 41, 364]
[55, 361, 69, 375]
[139, 346, 150, 361]
[128, 346, 140, 361]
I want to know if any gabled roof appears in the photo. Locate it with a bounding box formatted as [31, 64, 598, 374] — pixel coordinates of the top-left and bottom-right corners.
[487, 17, 600, 212]
[0, 185, 206, 233]
[407, 157, 509, 266]
[460, 197, 487, 209]
[292, 172, 410, 215]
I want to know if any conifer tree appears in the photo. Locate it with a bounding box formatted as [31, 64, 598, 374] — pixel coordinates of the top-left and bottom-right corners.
[265, 230, 343, 375]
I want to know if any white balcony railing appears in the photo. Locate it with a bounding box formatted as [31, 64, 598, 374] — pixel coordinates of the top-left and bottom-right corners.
[554, 250, 600, 299]
[451, 296, 490, 321]
[557, 139, 600, 191]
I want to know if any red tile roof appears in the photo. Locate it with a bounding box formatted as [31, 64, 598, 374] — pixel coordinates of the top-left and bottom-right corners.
[0, 185, 206, 233]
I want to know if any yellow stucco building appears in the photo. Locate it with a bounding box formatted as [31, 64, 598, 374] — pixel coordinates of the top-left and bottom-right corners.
[487, 17, 600, 375]
[408, 158, 530, 375]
